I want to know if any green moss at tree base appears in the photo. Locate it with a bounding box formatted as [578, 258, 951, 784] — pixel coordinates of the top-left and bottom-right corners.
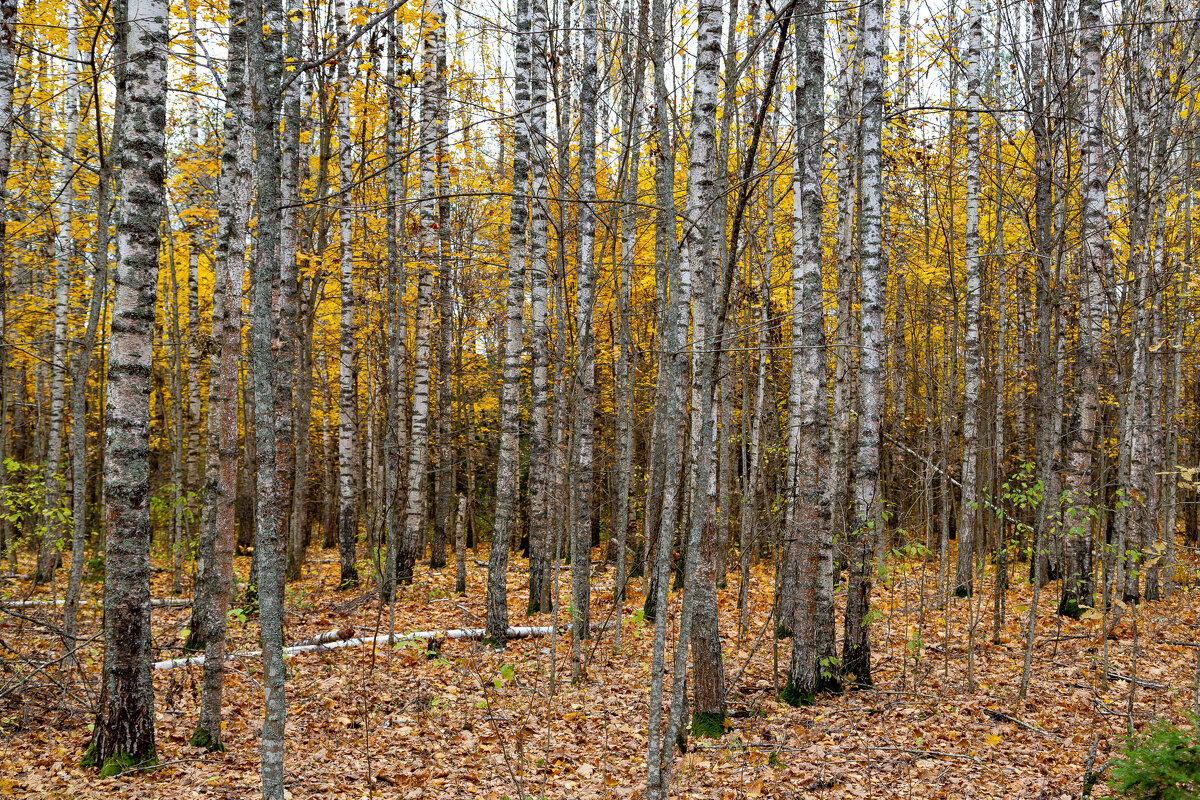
[780, 677, 815, 707]
[1058, 596, 1083, 620]
[189, 726, 226, 753]
[775, 623, 792, 640]
[691, 711, 726, 739]
[81, 743, 157, 776]
[815, 673, 843, 695]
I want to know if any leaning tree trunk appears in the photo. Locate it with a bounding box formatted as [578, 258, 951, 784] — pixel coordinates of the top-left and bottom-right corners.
[484, 0, 530, 646]
[642, 0, 684, 784]
[843, 0, 885, 689]
[609, 0, 647, 645]
[654, 0, 729, 780]
[86, 0, 167, 772]
[64, 6, 128, 647]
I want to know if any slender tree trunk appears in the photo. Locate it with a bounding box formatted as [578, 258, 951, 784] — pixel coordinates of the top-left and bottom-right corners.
[431, 3, 453, 571]
[191, 8, 251, 744]
[526, 0, 553, 614]
[784, 0, 833, 705]
[333, 0, 360, 588]
[842, 0, 885, 688]
[569, 0, 599, 673]
[953, 0, 982, 597]
[247, 0, 288, 790]
[382, 13, 410, 601]
[35, 0, 80, 585]
[609, 0, 645, 643]
[399, 0, 444, 586]
[485, 0, 531, 644]
[1060, 0, 1108, 617]
[86, 0, 167, 771]
[64, 9, 127, 646]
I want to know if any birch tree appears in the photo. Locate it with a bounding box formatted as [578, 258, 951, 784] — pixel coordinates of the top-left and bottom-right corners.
[570, 0, 600, 673]
[842, 0, 885, 688]
[953, 0, 983, 597]
[84, 0, 168, 772]
[485, 0, 531, 644]
[189, 0, 251, 748]
[35, 0, 80, 585]
[335, 0, 360, 588]
[784, 0, 834, 705]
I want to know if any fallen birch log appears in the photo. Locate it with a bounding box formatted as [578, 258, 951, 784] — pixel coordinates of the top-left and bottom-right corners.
[153, 625, 557, 670]
[3, 597, 192, 609]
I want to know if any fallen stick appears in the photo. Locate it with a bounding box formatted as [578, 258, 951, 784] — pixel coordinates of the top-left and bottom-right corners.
[153, 625, 557, 670]
[1107, 671, 1167, 690]
[2, 598, 192, 609]
[984, 707, 1059, 739]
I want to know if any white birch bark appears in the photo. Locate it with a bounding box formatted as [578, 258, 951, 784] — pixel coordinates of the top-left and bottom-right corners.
[570, 0, 600, 672]
[952, 0, 982, 597]
[86, 0, 168, 771]
[843, 0, 885, 688]
[526, 0, 553, 615]
[334, 0, 360, 588]
[35, 0, 80, 584]
[784, 0, 834, 704]
[485, 0, 530, 644]
[190, 2, 251, 748]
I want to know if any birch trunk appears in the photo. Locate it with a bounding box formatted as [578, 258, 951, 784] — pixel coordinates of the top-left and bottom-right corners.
[382, 13, 410, 601]
[1059, 0, 1108, 617]
[35, 0, 80, 585]
[485, 0, 531, 644]
[64, 3, 127, 647]
[526, 0, 552, 614]
[247, 0, 288, 788]
[953, 0, 982, 597]
[843, 0, 884, 688]
[642, 0, 685, 782]
[86, 0, 168, 770]
[784, 0, 833, 705]
[570, 0, 600, 668]
[334, 0, 360, 588]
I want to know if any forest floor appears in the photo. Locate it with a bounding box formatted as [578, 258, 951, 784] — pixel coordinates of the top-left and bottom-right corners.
[1, 542, 1198, 799]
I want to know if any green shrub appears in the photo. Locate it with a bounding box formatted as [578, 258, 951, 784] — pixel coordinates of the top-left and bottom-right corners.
[1110, 715, 1200, 800]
